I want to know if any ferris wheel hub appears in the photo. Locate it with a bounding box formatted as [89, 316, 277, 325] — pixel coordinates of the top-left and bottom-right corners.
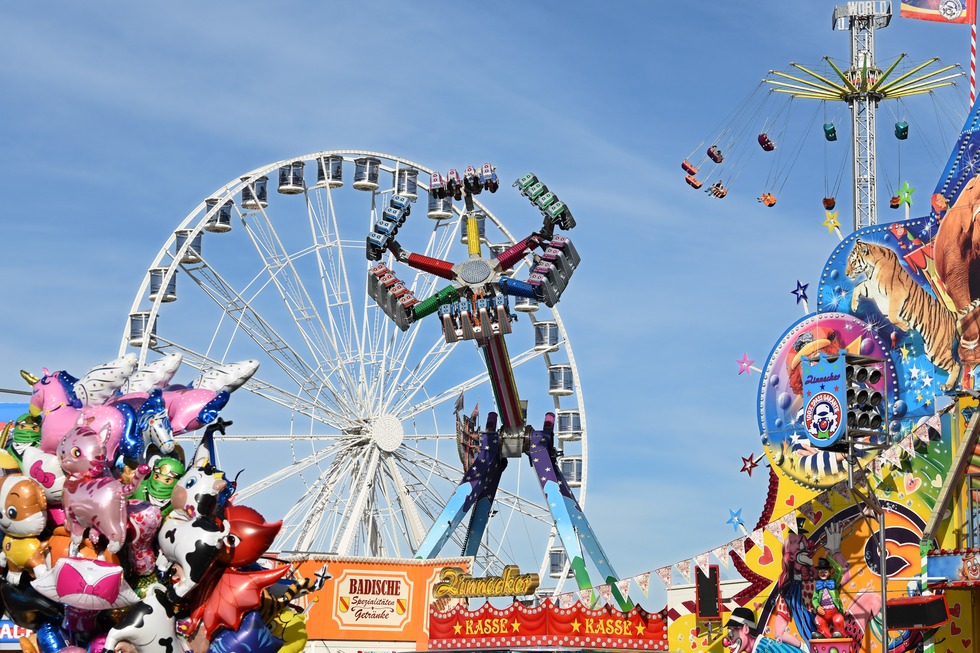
[370, 413, 405, 452]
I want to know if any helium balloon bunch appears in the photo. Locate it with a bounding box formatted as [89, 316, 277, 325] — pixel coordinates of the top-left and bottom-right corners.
[0, 355, 327, 653]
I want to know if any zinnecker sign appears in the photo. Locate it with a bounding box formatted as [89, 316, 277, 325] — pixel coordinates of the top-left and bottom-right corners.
[432, 565, 540, 599]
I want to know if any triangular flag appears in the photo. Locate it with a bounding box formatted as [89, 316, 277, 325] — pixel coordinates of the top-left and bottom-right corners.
[749, 528, 765, 550]
[766, 520, 784, 544]
[799, 502, 815, 523]
[616, 578, 631, 598]
[675, 560, 691, 583]
[913, 422, 932, 444]
[870, 457, 884, 480]
[832, 480, 850, 500]
[884, 446, 901, 466]
[815, 490, 834, 510]
[635, 571, 651, 596]
[578, 589, 593, 606]
[712, 545, 731, 569]
[695, 552, 710, 574]
[655, 566, 672, 590]
[596, 584, 613, 605]
[558, 593, 574, 608]
[782, 513, 797, 533]
[899, 434, 916, 457]
[852, 467, 867, 485]
[731, 538, 745, 558]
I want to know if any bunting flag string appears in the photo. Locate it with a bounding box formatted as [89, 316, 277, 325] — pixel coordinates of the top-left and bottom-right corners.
[882, 446, 901, 467]
[711, 545, 731, 569]
[694, 552, 710, 575]
[832, 480, 850, 500]
[765, 520, 784, 544]
[749, 528, 765, 550]
[731, 538, 745, 559]
[558, 593, 575, 608]
[675, 559, 691, 583]
[596, 584, 614, 605]
[635, 571, 651, 596]
[655, 566, 672, 590]
[799, 502, 815, 523]
[815, 490, 834, 510]
[869, 457, 884, 480]
[578, 589, 595, 607]
[781, 512, 797, 533]
[898, 434, 916, 457]
[616, 579, 631, 598]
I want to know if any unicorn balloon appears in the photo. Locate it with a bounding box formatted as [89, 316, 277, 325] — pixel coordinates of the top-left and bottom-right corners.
[23, 356, 258, 458]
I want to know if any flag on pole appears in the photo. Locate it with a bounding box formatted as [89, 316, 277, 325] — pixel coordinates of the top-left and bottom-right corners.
[454, 391, 464, 414]
[900, 0, 975, 24]
[469, 402, 480, 430]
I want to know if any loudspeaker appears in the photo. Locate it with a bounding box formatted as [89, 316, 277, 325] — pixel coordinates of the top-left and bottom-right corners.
[695, 565, 721, 621]
[886, 594, 949, 630]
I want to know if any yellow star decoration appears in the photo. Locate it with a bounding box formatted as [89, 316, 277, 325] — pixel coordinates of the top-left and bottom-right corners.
[453, 623, 462, 635]
[823, 210, 841, 233]
[900, 344, 910, 361]
[571, 619, 582, 633]
[511, 619, 521, 633]
[635, 622, 646, 635]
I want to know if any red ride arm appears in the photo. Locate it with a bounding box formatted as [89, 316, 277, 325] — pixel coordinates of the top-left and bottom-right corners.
[405, 252, 456, 280]
[495, 236, 541, 271]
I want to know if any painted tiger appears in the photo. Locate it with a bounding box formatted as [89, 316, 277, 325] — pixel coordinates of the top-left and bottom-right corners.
[845, 239, 961, 390]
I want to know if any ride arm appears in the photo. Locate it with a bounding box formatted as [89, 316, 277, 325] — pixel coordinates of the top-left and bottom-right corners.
[412, 285, 460, 321]
[494, 235, 543, 271]
[388, 239, 456, 280]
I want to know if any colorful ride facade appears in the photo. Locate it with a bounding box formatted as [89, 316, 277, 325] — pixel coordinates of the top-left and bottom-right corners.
[660, 97, 980, 653]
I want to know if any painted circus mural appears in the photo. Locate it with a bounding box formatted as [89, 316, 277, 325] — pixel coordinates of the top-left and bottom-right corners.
[653, 102, 980, 653]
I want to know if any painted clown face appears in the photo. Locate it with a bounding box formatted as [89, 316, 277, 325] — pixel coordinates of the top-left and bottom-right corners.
[723, 625, 753, 653]
[812, 401, 838, 436]
[961, 553, 980, 581]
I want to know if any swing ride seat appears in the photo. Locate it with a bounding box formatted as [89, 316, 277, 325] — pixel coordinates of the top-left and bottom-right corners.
[823, 123, 837, 141]
[706, 182, 727, 198]
[759, 193, 776, 207]
[890, 195, 901, 209]
[706, 146, 724, 163]
[681, 160, 698, 175]
[758, 133, 776, 151]
[895, 121, 909, 140]
[822, 197, 836, 210]
[685, 175, 703, 189]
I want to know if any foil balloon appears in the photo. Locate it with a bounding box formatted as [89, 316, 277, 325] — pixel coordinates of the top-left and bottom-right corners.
[0, 576, 64, 630]
[223, 504, 282, 567]
[269, 607, 310, 653]
[57, 426, 149, 555]
[32, 557, 140, 611]
[4, 413, 41, 462]
[0, 474, 49, 583]
[20, 446, 66, 505]
[34, 621, 72, 653]
[206, 610, 283, 653]
[103, 583, 183, 653]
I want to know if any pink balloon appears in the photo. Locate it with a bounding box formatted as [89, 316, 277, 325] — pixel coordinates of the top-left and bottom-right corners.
[58, 427, 149, 555]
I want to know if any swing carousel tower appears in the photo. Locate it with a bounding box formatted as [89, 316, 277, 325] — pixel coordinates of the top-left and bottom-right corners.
[765, 1, 960, 231]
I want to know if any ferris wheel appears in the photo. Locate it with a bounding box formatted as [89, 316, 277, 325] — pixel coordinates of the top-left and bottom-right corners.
[118, 150, 587, 579]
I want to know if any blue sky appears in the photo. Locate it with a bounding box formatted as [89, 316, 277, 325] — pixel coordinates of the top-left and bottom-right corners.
[0, 2, 974, 597]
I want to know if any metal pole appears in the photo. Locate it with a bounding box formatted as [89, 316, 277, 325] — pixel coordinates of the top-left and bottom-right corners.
[880, 504, 888, 648]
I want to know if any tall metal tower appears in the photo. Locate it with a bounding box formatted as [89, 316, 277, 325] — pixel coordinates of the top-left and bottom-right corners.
[765, 1, 961, 232]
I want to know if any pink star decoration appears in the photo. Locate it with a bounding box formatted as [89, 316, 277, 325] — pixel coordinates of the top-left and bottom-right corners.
[737, 353, 755, 375]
